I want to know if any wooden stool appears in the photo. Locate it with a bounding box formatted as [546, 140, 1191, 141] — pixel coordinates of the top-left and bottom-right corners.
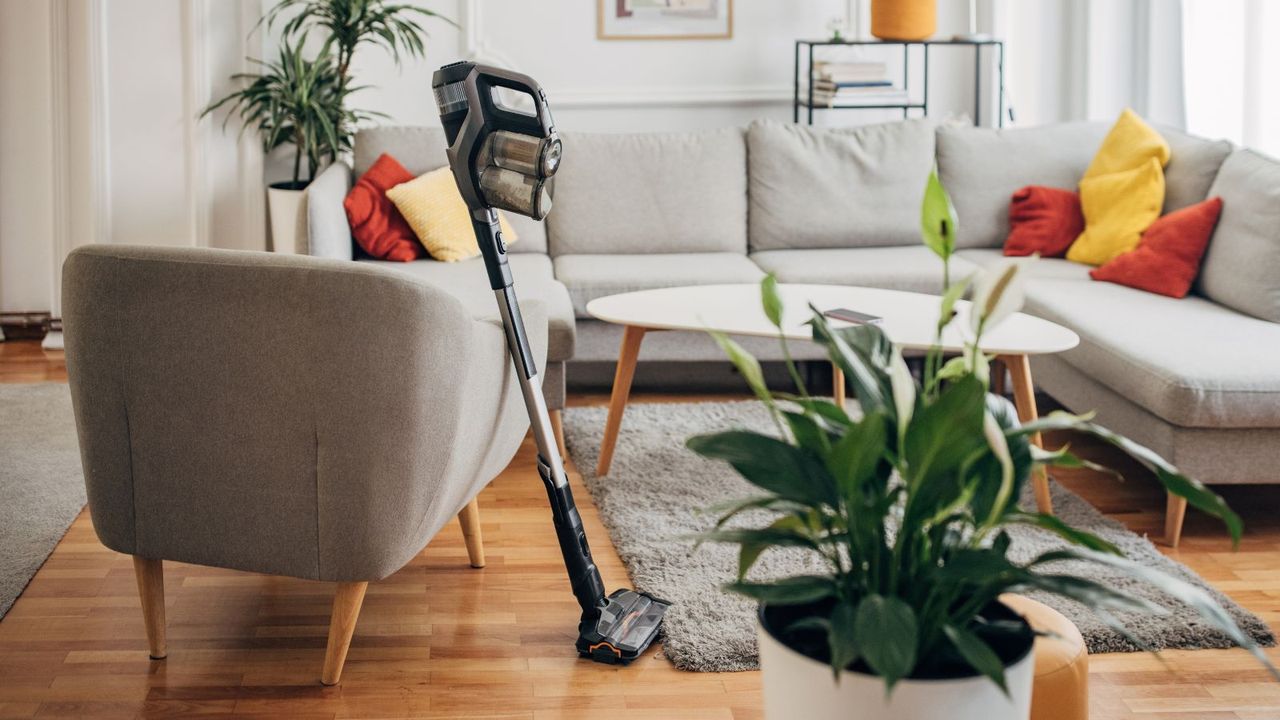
[1002, 594, 1089, 720]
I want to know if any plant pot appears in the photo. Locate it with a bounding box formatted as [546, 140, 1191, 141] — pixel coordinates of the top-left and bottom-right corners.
[757, 602, 1034, 720]
[267, 182, 309, 254]
[871, 0, 936, 41]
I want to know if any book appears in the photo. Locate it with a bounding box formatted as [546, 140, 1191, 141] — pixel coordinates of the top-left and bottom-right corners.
[814, 79, 894, 90]
[813, 61, 888, 84]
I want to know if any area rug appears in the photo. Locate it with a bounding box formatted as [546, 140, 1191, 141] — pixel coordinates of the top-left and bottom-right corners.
[0, 383, 86, 620]
[564, 400, 1275, 672]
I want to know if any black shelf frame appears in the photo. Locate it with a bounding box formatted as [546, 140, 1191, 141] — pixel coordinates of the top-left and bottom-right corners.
[794, 38, 1005, 127]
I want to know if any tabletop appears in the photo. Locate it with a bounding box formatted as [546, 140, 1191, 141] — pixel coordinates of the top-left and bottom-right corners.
[585, 284, 1079, 356]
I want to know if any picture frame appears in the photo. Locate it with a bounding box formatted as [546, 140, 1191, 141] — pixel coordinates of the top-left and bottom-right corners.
[597, 0, 734, 41]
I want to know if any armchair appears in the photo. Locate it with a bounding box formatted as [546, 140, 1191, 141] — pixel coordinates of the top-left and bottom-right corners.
[62, 245, 546, 684]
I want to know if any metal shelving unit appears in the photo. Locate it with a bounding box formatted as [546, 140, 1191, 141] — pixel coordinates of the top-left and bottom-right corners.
[794, 38, 1005, 127]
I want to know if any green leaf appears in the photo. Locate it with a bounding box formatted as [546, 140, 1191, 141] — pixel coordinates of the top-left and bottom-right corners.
[944, 624, 1008, 694]
[1007, 512, 1122, 555]
[810, 309, 891, 415]
[934, 356, 970, 382]
[738, 516, 808, 579]
[829, 601, 860, 674]
[853, 595, 918, 689]
[709, 331, 771, 404]
[687, 431, 837, 507]
[724, 576, 837, 605]
[826, 413, 887, 502]
[761, 274, 784, 328]
[920, 165, 958, 261]
[903, 375, 987, 489]
[791, 397, 854, 429]
[783, 411, 829, 455]
[938, 273, 972, 330]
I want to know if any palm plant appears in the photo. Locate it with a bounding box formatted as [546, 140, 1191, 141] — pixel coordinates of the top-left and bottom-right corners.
[686, 170, 1277, 692]
[202, 42, 378, 188]
[263, 0, 455, 147]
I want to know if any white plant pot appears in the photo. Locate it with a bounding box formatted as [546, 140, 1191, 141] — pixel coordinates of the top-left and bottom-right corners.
[757, 609, 1034, 720]
[267, 185, 308, 254]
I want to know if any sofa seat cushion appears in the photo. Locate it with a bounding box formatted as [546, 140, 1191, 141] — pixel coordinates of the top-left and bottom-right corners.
[1025, 279, 1280, 428]
[364, 254, 574, 362]
[554, 253, 764, 318]
[751, 247, 979, 295]
[747, 118, 937, 251]
[546, 129, 747, 256]
[957, 249, 1093, 282]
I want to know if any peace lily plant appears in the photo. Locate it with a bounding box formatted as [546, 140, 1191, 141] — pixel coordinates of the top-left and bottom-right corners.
[687, 169, 1274, 716]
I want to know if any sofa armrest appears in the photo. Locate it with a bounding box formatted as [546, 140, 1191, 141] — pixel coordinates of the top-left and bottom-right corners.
[307, 161, 353, 260]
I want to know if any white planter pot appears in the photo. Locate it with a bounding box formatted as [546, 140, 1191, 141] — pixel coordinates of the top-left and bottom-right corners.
[267, 185, 308, 254]
[757, 609, 1034, 720]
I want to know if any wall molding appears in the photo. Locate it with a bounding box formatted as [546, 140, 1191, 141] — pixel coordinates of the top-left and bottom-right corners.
[182, 0, 211, 248]
[552, 85, 793, 109]
[47, 0, 70, 319]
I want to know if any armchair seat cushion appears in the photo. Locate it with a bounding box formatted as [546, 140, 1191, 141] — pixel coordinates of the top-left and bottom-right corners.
[750, 247, 980, 295]
[1025, 279, 1280, 428]
[553, 253, 764, 318]
[369, 254, 575, 362]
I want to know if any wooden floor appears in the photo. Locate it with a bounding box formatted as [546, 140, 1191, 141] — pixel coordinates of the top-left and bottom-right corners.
[2, 339, 1280, 719]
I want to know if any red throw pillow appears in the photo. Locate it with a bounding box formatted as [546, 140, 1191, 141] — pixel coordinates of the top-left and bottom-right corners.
[1004, 186, 1085, 258]
[1089, 197, 1223, 298]
[343, 153, 424, 262]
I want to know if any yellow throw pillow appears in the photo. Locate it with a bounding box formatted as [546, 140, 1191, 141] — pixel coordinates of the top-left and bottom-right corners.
[386, 167, 517, 262]
[1066, 157, 1165, 266]
[1083, 108, 1170, 179]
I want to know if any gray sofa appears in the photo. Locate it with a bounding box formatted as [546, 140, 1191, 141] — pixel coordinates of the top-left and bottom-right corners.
[306, 118, 1280, 546]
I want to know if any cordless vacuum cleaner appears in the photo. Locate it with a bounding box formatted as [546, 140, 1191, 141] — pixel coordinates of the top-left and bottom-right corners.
[432, 61, 669, 664]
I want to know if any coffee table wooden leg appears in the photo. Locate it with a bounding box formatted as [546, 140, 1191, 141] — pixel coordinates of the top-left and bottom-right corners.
[1001, 354, 1053, 515]
[832, 364, 845, 410]
[597, 325, 646, 477]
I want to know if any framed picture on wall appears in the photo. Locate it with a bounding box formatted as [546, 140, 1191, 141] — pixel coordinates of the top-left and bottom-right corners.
[597, 0, 733, 40]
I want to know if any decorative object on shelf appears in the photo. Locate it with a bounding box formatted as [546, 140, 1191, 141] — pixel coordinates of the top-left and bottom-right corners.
[794, 39, 1004, 127]
[826, 16, 846, 41]
[871, 0, 935, 41]
[685, 170, 1273, 718]
[204, 0, 451, 253]
[598, 0, 732, 40]
[953, 0, 992, 42]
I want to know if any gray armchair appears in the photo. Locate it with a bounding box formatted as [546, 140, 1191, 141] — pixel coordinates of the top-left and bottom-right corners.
[62, 245, 545, 684]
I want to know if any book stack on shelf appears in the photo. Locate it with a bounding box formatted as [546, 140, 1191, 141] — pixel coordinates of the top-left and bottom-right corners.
[803, 61, 908, 107]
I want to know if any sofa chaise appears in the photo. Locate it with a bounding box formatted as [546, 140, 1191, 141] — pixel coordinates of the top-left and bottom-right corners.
[306, 118, 1280, 546]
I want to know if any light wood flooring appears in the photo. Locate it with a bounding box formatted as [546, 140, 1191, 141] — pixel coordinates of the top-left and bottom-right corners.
[2, 339, 1280, 719]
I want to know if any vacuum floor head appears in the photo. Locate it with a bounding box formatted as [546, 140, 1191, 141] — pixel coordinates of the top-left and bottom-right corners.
[577, 589, 671, 664]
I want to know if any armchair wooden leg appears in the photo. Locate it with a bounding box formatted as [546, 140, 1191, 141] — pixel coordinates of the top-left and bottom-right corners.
[321, 581, 368, 686]
[1164, 492, 1188, 548]
[458, 498, 486, 568]
[132, 556, 167, 659]
[549, 408, 567, 459]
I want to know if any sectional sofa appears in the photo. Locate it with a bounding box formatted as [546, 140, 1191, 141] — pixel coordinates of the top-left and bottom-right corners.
[305, 118, 1280, 546]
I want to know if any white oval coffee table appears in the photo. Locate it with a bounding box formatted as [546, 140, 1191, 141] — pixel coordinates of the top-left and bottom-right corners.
[585, 284, 1080, 514]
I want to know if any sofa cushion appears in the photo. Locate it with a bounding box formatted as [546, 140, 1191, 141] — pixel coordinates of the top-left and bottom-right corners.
[750, 247, 979, 295]
[1066, 157, 1165, 266]
[1198, 149, 1280, 322]
[936, 122, 1108, 249]
[957, 249, 1093, 282]
[1157, 125, 1233, 214]
[366, 254, 574, 362]
[747, 118, 936, 251]
[554, 253, 763, 318]
[353, 126, 547, 254]
[546, 129, 747, 256]
[1025, 279, 1280, 428]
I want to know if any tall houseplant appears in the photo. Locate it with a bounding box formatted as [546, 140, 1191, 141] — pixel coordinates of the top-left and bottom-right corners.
[687, 170, 1275, 719]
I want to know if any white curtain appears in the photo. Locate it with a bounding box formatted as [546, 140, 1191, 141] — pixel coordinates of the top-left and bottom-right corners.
[1183, 0, 1280, 155]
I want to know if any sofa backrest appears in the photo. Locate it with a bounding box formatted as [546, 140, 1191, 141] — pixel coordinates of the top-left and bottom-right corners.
[545, 128, 748, 256]
[1198, 148, 1280, 322]
[353, 126, 547, 254]
[937, 122, 1233, 249]
[747, 118, 937, 252]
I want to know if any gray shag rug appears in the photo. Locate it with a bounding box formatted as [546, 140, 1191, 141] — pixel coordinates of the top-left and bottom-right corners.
[565, 400, 1275, 672]
[0, 384, 86, 620]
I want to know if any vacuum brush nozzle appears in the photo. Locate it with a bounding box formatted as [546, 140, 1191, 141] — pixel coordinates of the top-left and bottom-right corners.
[577, 589, 671, 664]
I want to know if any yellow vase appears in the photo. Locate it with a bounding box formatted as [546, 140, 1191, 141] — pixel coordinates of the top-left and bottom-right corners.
[871, 0, 936, 41]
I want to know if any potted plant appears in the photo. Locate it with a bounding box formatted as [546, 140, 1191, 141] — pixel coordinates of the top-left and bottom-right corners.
[686, 170, 1276, 719]
[205, 0, 451, 253]
[203, 42, 364, 253]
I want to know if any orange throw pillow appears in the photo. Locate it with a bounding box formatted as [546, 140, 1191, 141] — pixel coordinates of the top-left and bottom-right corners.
[1004, 186, 1084, 258]
[1089, 197, 1223, 298]
[344, 153, 424, 262]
